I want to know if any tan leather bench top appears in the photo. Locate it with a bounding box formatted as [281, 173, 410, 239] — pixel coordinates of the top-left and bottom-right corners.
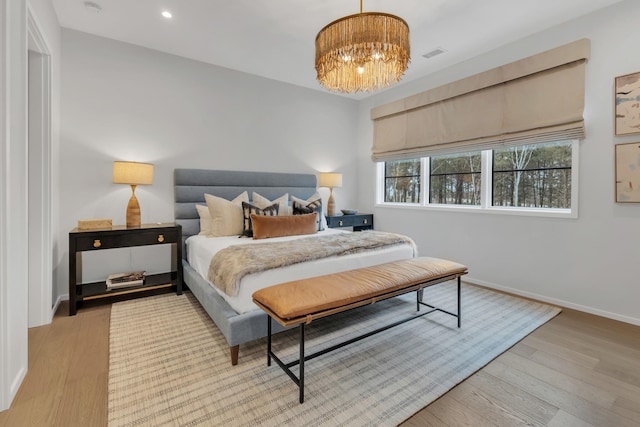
[252, 257, 467, 321]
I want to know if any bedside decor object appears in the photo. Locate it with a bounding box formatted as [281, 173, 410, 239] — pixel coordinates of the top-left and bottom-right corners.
[341, 209, 358, 215]
[318, 172, 342, 216]
[615, 142, 640, 202]
[77, 218, 112, 230]
[113, 161, 154, 228]
[615, 71, 640, 136]
[315, 0, 410, 93]
[106, 271, 146, 290]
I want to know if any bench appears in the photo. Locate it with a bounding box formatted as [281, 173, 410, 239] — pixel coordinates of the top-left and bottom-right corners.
[252, 256, 468, 403]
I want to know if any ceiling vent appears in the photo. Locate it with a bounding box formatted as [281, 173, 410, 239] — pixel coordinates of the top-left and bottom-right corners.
[422, 48, 447, 60]
[84, 1, 102, 13]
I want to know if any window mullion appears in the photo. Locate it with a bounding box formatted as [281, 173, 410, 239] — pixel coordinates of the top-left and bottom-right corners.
[481, 150, 492, 209]
[422, 157, 429, 206]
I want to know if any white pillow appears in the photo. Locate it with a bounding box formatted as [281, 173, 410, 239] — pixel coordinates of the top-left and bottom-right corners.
[252, 192, 289, 216]
[196, 204, 212, 235]
[204, 191, 249, 236]
[291, 192, 328, 230]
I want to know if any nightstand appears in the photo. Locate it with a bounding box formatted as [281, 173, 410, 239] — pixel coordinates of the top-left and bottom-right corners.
[325, 213, 373, 231]
[68, 223, 183, 315]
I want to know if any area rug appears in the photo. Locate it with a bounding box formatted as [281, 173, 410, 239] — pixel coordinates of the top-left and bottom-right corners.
[108, 283, 560, 426]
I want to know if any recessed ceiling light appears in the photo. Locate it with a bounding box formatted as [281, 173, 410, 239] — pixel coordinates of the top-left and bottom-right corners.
[161, 11, 172, 19]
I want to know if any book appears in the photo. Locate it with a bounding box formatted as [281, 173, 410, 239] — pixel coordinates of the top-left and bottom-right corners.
[106, 271, 146, 290]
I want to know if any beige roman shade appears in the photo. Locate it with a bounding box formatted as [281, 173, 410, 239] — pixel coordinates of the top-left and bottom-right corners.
[371, 39, 590, 161]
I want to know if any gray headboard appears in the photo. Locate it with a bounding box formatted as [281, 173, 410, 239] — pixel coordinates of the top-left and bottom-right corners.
[174, 169, 318, 258]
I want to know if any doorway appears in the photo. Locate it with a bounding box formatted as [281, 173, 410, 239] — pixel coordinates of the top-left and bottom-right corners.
[27, 11, 53, 328]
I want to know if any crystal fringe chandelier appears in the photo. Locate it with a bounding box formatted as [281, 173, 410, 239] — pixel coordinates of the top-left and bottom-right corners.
[315, 0, 410, 93]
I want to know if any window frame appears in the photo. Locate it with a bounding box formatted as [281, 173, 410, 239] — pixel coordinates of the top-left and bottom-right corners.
[376, 140, 579, 219]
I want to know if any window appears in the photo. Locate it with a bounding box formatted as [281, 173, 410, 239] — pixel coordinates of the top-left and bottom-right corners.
[492, 142, 572, 209]
[378, 140, 576, 216]
[430, 152, 481, 205]
[384, 159, 421, 203]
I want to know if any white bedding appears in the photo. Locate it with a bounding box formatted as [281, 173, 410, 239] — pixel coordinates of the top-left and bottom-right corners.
[186, 229, 415, 314]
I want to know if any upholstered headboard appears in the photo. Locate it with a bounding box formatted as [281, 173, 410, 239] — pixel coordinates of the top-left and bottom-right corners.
[174, 169, 318, 258]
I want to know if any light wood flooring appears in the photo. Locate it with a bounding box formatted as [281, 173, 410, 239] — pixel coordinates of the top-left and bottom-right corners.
[1, 294, 639, 427]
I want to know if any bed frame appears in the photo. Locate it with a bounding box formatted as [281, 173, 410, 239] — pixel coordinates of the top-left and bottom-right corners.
[173, 168, 318, 365]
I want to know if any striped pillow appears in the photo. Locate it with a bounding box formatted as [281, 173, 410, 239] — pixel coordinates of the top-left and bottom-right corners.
[292, 199, 324, 231]
[241, 201, 279, 237]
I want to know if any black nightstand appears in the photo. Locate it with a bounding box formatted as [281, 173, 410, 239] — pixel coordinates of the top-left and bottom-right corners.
[325, 213, 373, 231]
[68, 223, 183, 315]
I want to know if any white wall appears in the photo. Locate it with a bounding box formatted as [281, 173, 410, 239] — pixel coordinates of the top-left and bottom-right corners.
[58, 30, 359, 293]
[356, 0, 640, 325]
[0, 0, 28, 411]
[0, 0, 60, 410]
[0, 0, 60, 411]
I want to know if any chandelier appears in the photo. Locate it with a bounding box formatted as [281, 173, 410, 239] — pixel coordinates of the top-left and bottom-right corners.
[315, 0, 410, 93]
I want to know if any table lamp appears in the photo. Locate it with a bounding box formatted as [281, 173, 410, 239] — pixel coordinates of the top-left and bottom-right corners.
[113, 161, 154, 228]
[318, 172, 343, 216]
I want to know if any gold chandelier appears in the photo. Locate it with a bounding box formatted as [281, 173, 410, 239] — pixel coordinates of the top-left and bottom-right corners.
[315, 0, 410, 93]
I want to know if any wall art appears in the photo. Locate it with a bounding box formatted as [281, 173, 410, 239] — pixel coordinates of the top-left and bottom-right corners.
[615, 72, 640, 136]
[615, 142, 640, 202]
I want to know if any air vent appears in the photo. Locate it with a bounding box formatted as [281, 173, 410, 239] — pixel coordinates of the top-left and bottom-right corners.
[422, 47, 447, 60]
[84, 1, 102, 13]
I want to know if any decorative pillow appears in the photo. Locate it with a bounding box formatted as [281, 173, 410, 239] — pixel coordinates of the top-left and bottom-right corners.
[251, 213, 318, 240]
[195, 204, 212, 235]
[292, 198, 324, 231]
[241, 201, 279, 237]
[291, 192, 328, 230]
[204, 191, 249, 237]
[251, 192, 289, 216]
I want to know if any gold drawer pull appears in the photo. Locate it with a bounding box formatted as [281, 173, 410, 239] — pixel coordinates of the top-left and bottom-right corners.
[93, 239, 101, 248]
[338, 220, 343, 227]
[158, 234, 165, 243]
[363, 219, 368, 224]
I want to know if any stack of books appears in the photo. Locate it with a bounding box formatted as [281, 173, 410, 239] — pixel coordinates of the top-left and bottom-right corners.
[106, 271, 146, 290]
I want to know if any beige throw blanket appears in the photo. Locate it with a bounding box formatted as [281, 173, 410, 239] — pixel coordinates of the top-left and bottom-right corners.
[208, 231, 417, 296]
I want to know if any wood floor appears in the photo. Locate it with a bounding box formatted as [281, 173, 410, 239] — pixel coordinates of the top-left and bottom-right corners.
[1, 295, 639, 427]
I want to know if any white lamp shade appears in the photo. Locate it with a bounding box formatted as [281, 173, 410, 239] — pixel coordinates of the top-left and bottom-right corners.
[113, 161, 154, 185]
[318, 172, 343, 188]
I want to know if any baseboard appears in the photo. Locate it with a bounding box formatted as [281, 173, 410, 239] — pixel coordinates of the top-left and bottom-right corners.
[49, 294, 67, 322]
[6, 365, 27, 411]
[465, 276, 640, 327]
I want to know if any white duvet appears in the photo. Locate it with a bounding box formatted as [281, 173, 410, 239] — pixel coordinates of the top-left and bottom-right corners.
[186, 229, 415, 314]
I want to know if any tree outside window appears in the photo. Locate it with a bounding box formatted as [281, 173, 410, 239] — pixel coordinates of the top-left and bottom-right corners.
[384, 159, 421, 203]
[430, 152, 481, 205]
[493, 141, 572, 209]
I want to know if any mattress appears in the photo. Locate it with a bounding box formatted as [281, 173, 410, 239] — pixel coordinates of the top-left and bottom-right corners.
[186, 229, 415, 314]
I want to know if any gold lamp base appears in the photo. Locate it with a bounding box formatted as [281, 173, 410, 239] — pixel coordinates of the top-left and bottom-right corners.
[126, 184, 141, 228]
[327, 187, 336, 216]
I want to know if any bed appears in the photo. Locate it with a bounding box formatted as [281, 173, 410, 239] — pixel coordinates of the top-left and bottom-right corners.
[174, 168, 416, 365]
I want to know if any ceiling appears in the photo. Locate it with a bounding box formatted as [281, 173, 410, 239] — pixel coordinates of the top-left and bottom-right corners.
[52, 0, 624, 99]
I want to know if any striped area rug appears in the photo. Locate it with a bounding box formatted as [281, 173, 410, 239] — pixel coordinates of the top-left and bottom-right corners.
[108, 283, 560, 426]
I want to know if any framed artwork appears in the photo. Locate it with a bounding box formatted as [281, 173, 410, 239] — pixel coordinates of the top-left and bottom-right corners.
[615, 142, 640, 202]
[615, 72, 640, 136]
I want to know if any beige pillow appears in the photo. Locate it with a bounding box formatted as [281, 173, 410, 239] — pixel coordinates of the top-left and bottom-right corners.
[252, 192, 289, 216]
[204, 191, 249, 236]
[196, 204, 212, 235]
[251, 213, 318, 239]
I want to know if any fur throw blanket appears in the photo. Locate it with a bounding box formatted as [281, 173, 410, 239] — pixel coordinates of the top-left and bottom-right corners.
[208, 231, 417, 296]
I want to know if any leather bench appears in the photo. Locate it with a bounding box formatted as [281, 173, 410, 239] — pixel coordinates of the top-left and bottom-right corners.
[252, 256, 468, 403]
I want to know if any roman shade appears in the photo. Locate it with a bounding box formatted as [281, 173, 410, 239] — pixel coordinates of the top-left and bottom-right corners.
[371, 39, 590, 161]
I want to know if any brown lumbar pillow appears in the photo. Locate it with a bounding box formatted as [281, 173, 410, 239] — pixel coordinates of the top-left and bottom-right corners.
[251, 213, 318, 240]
